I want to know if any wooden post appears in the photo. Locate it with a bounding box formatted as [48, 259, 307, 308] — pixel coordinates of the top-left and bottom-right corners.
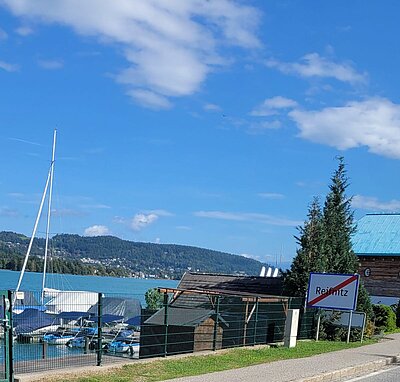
[84, 336, 89, 354]
[42, 341, 48, 359]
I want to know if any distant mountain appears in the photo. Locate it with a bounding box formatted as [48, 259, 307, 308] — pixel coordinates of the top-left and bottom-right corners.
[0, 231, 265, 279]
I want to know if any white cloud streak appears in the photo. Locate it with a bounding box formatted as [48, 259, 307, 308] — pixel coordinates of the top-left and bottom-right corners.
[266, 53, 366, 85]
[353, 195, 400, 212]
[37, 59, 64, 70]
[194, 210, 301, 227]
[204, 103, 222, 112]
[251, 96, 297, 117]
[2, 0, 261, 109]
[0, 207, 19, 217]
[84, 225, 110, 236]
[15, 25, 33, 36]
[290, 98, 400, 159]
[142, 209, 173, 217]
[0, 60, 18, 72]
[0, 27, 7, 40]
[258, 192, 285, 200]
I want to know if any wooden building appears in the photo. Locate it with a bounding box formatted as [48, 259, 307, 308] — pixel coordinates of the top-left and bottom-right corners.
[139, 306, 227, 358]
[353, 213, 400, 297]
[139, 272, 296, 359]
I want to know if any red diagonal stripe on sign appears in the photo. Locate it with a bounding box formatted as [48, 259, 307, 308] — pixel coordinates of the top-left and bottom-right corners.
[308, 275, 358, 307]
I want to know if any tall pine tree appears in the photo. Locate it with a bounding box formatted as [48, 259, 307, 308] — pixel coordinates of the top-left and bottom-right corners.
[323, 157, 358, 273]
[284, 157, 372, 316]
[284, 197, 325, 297]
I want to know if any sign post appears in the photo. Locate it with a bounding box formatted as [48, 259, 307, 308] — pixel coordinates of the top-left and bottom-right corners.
[307, 273, 360, 343]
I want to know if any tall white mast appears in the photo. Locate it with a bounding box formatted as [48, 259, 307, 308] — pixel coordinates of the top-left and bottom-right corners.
[15, 130, 57, 299]
[41, 129, 57, 304]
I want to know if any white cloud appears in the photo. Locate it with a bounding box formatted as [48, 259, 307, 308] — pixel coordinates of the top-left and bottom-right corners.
[258, 192, 285, 200]
[0, 27, 8, 40]
[176, 225, 191, 230]
[0, 207, 19, 217]
[8, 137, 41, 145]
[126, 89, 172, 110]
[8, 192, 25, 198]
[289, 98, 400, 159]
[240, 253, 260, 260]
[246, 120, 282, 134]
[2, 0, 261, 109]
[0, 60, 18, 72]
[353, 195, 400, 212]
[80, 203, 111, 209]
[194, 210, 301, 227]
[142, 209, 173, 217]
[84, 225, 110, 236]
[131, 213, 158, 231]
[52, 208, 84, 217]
[37, 59, 64, 70]
[251, 96, 297, 117]
[266, 53, 366, 85]
[15, 25, 33, 36]
[204, 103, 222, 112]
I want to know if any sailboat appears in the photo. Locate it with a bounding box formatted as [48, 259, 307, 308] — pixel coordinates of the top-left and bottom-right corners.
[13, 130, 98, 316]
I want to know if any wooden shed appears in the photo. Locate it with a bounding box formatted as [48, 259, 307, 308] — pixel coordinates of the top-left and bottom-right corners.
[139, 306, 227, 358]
[353, 213, 400, 297]
[160, 272, 289, 348]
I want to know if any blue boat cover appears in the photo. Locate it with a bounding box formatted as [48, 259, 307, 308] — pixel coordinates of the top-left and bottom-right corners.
[56, 311, 92, 320]
[88, 297, 141, 323]
[13, 308, 57, 334]
[125, 315, 141, 326]
[90, 314, 124, 324]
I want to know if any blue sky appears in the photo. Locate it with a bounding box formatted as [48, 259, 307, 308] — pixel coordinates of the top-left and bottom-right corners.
[1, 1, 400, 268]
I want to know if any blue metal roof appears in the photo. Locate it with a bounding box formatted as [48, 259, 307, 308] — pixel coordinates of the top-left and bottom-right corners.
[352, 213, 400, 256]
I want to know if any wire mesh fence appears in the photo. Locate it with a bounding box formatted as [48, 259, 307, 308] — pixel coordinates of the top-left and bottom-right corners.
[5, 289, 316, 375]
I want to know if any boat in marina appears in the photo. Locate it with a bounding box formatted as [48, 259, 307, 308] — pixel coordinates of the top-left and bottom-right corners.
[43, 332, 75, 345]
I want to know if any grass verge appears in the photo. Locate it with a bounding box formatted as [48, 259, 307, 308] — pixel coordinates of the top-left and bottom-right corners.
[51, 340, 376, 382]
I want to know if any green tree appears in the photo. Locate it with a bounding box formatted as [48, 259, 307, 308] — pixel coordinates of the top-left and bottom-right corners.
[145, 288, 163, 310]
[322, 157, 372, 317]
[284, 157, 372, 317]
[322, 157, 358, 273]
[284, 198, 325, 297]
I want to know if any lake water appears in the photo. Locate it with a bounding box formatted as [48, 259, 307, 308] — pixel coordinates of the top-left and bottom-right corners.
[0, 269, 178, 303]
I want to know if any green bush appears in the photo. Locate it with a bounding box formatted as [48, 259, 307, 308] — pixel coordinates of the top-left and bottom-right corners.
[145, 288, 164, 310]
[396, 301, 400, 328]
[317, 311, 363, 342]
[373, 304, 397, 332]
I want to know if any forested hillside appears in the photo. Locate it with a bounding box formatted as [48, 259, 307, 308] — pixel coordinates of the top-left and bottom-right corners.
[0, 231, 264, 279]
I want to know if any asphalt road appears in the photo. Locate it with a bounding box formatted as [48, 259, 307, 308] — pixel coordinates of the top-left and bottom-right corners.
[344, 364, 400, 382]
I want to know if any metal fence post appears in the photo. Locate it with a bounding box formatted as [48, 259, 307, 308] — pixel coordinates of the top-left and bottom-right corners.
[97, 293, 103, 366]
[163, 292, 169, 357]
[212, 295, 220, 351]
[315, 309, 321, 341]
[7, 290, 14, 382]
[253, 297, 259, 346]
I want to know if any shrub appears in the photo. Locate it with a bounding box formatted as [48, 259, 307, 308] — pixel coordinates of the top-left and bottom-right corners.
[373, 304, 397, 332]
[396, 300, 400, 328]
[145, 288, 164, 310]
